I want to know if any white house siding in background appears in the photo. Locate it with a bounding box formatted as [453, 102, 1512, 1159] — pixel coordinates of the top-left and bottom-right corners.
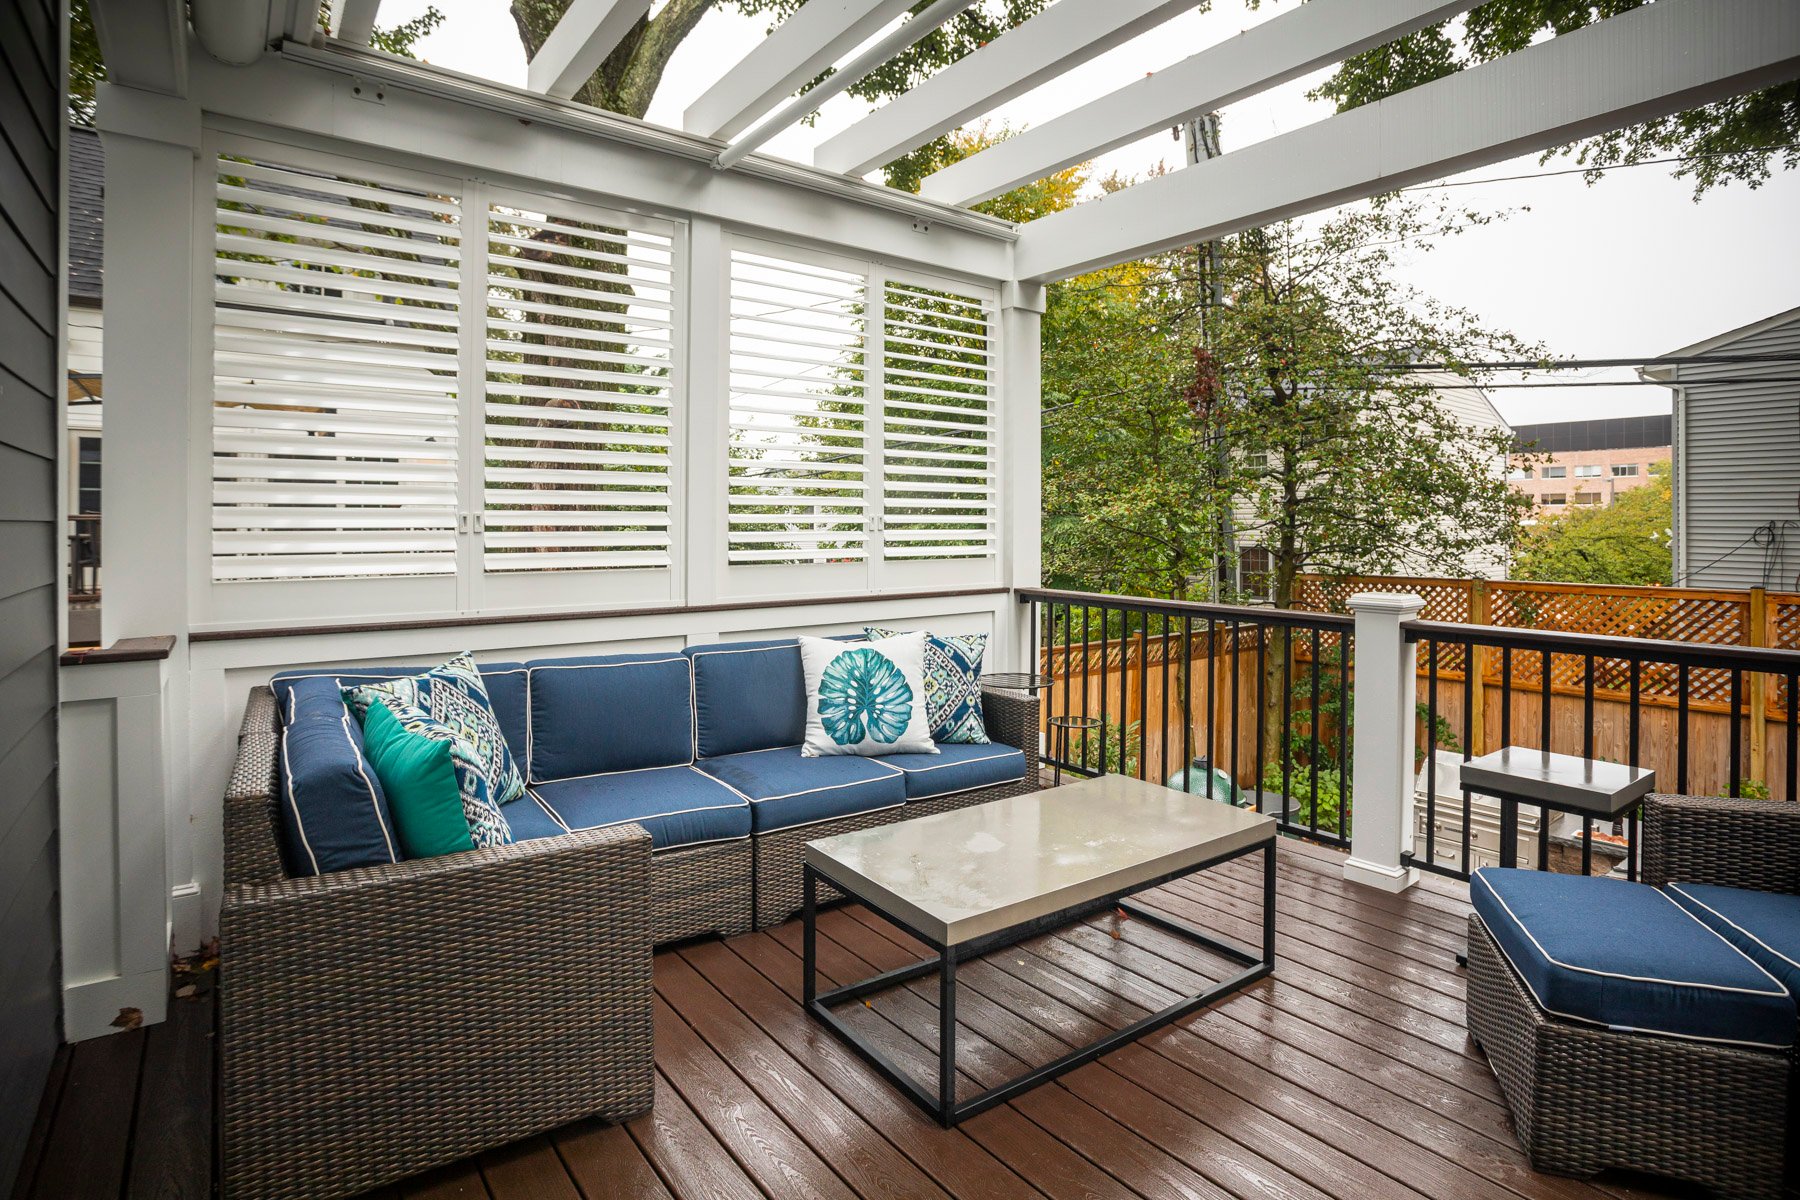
[1642, 306, 1800, 591]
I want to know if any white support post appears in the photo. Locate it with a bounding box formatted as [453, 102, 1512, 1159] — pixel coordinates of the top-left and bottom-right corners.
[59, 650, 174, 1041]
[998, 281, 1044, 674]
[685, 218, 727, 610]
[1345, 591, 1424, 893]
[95, 83, 204, 951]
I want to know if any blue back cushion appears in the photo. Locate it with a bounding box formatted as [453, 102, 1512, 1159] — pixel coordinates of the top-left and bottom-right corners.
[272, 661, 528, 760]
[527, 653, 694, 781]
[686, 639, 808, 758]
[276, 677, 400, 875]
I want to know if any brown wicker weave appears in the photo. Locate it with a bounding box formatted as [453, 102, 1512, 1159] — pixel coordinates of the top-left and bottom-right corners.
[751, 688, 1040, 927]
[653, 838, 752, 942]
[1465, 914, 1788, 1200]
[221, 689, 655, 1200]
[1641, 791, 1800, 894]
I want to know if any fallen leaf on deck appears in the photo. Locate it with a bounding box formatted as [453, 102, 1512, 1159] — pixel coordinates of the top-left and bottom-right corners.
[112, 1007, 143, 1030]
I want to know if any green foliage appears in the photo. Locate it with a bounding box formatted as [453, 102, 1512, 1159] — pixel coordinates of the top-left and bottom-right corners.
[1063, 719, 1139, 779]
[1514, 461, 1673, 585]
[1732, 778, 1772, 801]
[1313, 2, 1799, 196]
[1259, 762, 1343, 833]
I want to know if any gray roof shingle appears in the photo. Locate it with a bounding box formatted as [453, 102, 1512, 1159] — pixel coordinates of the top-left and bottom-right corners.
[68, 124, 103, 304]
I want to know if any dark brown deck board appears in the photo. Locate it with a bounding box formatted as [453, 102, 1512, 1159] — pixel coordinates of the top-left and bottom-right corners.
[14, 839, 1712, 1200]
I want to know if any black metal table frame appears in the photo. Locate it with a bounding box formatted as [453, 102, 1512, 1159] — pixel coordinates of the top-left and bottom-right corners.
[801, 834, 1277, 1127]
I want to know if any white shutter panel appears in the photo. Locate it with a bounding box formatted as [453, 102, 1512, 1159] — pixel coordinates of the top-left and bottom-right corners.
[880, 280, 997, 559]
[211, 154, 462, 582]
[728, 247, 870, 565]
[484, 202, 676, 573]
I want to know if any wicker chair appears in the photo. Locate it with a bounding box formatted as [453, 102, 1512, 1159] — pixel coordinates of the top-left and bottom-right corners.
[1465, 792, 1797, 1200]
[220, 687, 655, 1200]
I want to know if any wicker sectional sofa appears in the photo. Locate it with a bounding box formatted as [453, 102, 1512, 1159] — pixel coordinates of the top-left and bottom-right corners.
[219, 638, 1038, 1199]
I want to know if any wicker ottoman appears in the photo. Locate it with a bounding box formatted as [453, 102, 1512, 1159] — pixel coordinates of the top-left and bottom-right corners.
[1467, 913, 1790, 1200]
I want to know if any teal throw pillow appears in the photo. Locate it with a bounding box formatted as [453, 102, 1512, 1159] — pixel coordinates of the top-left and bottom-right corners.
[360, 699, 475, 860]
[865, 627, 990, 744]
[361, 695, 515, 850]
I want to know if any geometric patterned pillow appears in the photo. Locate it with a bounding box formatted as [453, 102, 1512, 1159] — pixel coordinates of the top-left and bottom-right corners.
[864, 627, 989, 744]
[342, 652, 525, 807]
[359, 695, 514, 850]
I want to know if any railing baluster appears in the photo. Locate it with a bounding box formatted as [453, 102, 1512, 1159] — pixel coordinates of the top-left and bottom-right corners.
[1729, 667, 1743, 799]
[1500, 646, 1512, 747]
[1206, 618, 1218, 801]
[1281, 628, 1293, 822]
[1629, 657, 1642, 883]
[1678, 662, 1690, 793]
[1161, 613, 1171, 787]
[1099, 608, 1110, 774]
[1307, 626, 1320, 839]
[1232, 621, 1243, 810]
[1539, 647, 1553, 872]
[1788, 670, 1798, 805]
[1181, 615, 1193, 789]
[1080, 605, 1092, 772]
[1582, 654, 1596, 876]
[1337, 636, 1351, 838]
[1060, 602, 1072, 755]
[1254, 626, 1267, 816]
[1137, 613, 1149, 780]
[1426, 640, 1439, 872]
[1462, 638, 1474, 879]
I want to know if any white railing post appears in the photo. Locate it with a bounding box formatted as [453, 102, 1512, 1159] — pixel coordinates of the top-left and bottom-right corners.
[1345, 591, 1424, 893]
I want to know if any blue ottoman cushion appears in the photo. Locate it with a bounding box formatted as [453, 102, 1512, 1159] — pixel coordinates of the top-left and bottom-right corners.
[528, 766, 749, 850]
[526, 653, 695, 782]
[696, 745, 905, 833]
[1668, 882, 1800, 1002]
[1471, 868, 1794, 1050]
[880, 743, 1026, 800]
[277, 676, 400, 875]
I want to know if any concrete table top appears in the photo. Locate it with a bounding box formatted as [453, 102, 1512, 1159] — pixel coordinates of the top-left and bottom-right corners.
[805, 774, 1275, 946]
[1459, 746, 1655, 817]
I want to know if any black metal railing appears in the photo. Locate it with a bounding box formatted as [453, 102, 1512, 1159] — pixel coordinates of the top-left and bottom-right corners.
[1018, 588, 1356, 848]
[1406, 618, 1800, 881]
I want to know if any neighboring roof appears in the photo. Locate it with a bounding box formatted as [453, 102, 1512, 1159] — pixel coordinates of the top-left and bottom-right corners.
[68, 124, 103, 304]
[1512, 414, 1673, 454]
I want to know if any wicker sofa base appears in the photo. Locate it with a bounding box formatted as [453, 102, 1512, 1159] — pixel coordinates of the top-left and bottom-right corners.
[653, 838, 753, 943]
[1466, 913, 1790, 1200]
[752, 776, 1037, 928]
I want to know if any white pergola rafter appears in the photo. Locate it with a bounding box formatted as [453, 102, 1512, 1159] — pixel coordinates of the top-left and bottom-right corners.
[332, 0, 380, 45]
[685, 0, 918, 142]
[714, 0, 979, 171]
[89, 0, 188, 95]
[921, 0, 1481, 209]
[527, 0, 657, 100]
[1013, 0, 1800, 282]
[811, 0, 1197, 178]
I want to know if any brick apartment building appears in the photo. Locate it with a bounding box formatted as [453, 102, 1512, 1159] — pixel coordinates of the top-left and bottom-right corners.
[1509, 414, 1672, 514]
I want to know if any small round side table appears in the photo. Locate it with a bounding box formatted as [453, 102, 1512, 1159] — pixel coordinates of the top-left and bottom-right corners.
[1046, 715, 1103, 786]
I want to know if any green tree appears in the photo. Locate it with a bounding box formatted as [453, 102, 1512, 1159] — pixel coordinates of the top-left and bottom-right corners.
[509, 0, 1052, 131]
[1514, 460, 1673, 585]
[1314, 2, 1798, 196]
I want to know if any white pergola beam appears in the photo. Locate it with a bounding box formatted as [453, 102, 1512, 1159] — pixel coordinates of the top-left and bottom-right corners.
[87, 0, 188, 95]
[333, 0, 380, 44]
[923, 0, 1480, 209]
[685, 0, 918, 142]
[1014, 0, 1800, 283]
[527, 0, 656, 99]
[812, 0, 1196, 177]
[715, 0, 980, 171]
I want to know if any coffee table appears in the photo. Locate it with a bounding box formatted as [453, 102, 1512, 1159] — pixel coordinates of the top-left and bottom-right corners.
[801, 774, 1276, 1126]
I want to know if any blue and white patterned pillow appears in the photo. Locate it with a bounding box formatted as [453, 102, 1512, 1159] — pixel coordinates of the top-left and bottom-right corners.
[368, 696, 514, 850]
[342, 652, 526, 807]
[865, 627, 990, 745]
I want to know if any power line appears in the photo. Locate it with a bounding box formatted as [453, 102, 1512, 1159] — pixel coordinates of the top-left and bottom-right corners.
[1399, 143, 1800, 192]
[1374, 353, 1800, 373]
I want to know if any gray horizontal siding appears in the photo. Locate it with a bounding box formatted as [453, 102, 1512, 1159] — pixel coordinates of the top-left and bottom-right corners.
[0, 0, 59, 1192]
[1680, 320, 1800, 590]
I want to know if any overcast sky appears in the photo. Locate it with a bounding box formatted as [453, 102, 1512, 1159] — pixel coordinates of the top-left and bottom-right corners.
[375, 0, 1800, 427]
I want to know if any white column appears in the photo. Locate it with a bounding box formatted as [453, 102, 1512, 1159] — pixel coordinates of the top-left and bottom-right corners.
[1345, 591, 1424, 893]
[683, 218, 726, 615]
[95, 84, 203, 945]
[998, 280, 1044, 673]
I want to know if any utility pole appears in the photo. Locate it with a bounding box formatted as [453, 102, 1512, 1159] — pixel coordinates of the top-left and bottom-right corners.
[1182, 113, 1232, 601]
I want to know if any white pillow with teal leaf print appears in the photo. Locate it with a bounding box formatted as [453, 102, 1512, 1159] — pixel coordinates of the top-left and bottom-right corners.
[798, 633, 938, 758]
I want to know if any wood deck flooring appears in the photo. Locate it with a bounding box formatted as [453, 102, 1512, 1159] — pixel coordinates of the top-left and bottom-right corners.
[11, 838, 1717, 1200]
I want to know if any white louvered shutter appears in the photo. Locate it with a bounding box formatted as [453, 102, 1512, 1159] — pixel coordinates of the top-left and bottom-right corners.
[211, 154, 462, 582]
[880, 280, 997, 559]
[484, 201, 677, 575]
[728, 248, 870, 565]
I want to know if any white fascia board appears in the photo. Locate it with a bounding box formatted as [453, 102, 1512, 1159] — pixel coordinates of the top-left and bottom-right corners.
[1014, 0, 1800, 283]
[812, 0, 1196, 177]
[333, 0, 380, 44]
[684, 0, 918, 142]
[924, 0, 1479, 208]
[527, 0, 656, 100]
[87, 0, 189, 96]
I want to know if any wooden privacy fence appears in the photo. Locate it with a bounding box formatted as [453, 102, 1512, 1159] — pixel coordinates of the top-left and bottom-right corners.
[1293, 575, 1800, 800]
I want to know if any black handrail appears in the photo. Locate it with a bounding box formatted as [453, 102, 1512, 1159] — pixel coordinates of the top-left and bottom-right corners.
[1017, 587, 1356, 631]
[1404, 618, 1800, 673]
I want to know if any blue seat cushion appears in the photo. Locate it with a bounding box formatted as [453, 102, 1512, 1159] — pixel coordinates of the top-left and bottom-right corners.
[277, 677, 400, 875]
[880, 743, 1027, 800]
[1471, 868, 1795, 1050]
[528, 766, 749, 850]
[696, 745, 905, 833]
[526, 653, 695, 782]
[1668, 882, 1800, 1002]
[686, 639, 807, 759]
